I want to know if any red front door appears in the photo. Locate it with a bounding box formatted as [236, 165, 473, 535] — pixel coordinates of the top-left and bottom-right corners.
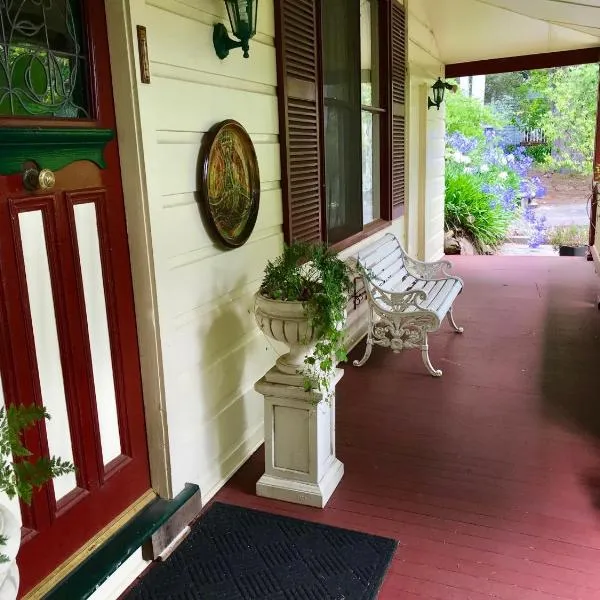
[0, 1, 152, 595]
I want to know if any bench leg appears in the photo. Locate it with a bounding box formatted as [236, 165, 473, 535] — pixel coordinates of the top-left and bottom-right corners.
[353, 336, 373, 367]
[447, 306, 464, 333]
[421, 338, 442, 377]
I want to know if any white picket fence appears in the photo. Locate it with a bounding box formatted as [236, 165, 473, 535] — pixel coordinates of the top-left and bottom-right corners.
[499, 126, 547, 146]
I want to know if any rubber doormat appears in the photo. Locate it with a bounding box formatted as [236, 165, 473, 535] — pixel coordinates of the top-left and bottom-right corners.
[123, 501, 398, 599]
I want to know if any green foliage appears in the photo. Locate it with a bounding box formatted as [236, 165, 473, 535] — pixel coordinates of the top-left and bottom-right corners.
[524, 144, 550, 165]
[445, 164, 512, 251]
[445, 90, 505, 140]
[485, 71, 527, 106]
[0, 404, 74, 504]
[0, 404, 74, 562]
[260, 243, 352, 395]
[484, 66, 597, 173]
[541, 65, 599, 174]
[485, 70, 551, 131]
[546, 224, 589, 250]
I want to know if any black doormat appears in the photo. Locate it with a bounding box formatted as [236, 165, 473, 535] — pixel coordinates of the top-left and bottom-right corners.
[124, 501, 398, 600]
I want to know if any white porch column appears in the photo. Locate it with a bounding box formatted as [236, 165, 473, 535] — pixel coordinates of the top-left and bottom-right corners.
[256, 368, 344, 508]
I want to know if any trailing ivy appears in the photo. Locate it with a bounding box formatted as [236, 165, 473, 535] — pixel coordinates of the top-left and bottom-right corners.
[260, 242, 352, 396]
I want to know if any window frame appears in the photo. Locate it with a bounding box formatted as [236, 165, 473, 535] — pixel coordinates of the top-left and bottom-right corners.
[329, 0, 394, 252]
[275, 0, 404, 248]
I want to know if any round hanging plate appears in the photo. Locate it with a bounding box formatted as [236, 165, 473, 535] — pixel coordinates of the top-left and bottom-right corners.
[200, 120, 260, 248]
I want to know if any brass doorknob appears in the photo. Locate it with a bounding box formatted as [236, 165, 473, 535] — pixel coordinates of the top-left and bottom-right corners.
[38, 169, 55, 190]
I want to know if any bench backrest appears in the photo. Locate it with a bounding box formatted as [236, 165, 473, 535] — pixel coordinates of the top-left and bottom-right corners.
[355, 233, 409, 289]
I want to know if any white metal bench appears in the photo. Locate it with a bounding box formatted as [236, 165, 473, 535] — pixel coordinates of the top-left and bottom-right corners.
[353, 233, 464, 377]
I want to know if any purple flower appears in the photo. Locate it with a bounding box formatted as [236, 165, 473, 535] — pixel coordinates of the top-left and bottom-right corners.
[531, 176, 546, 198]
[528, 214, 547, 248]
[524, 205, 536, 223]
[448, 132, 478, 155]
[501, 188, 517, 211]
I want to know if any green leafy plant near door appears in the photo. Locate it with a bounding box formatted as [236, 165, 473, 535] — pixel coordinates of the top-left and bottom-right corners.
[256, 242, 352, 395]
[0, 404, 74, 563]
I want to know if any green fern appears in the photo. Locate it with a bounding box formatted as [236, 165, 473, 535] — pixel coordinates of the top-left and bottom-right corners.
[0, 404, 75, 503]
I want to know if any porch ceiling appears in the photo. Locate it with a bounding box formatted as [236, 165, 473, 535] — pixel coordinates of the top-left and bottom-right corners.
[423, 0, 600, 66]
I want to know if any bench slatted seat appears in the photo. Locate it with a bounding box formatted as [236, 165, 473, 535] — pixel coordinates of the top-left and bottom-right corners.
[353, 233, 464, 376]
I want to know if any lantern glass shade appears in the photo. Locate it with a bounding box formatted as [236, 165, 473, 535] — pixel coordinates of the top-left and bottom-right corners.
[428, 77, 447, 110]
[432, 78, 445, 106]
[225, 0, 258, 44]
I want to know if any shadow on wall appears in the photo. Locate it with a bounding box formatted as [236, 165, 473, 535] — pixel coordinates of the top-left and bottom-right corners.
[540, 276, 600, 506]
[198, 274, 250, 492]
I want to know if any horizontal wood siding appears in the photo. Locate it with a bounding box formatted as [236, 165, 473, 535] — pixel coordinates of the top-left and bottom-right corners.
[139, 0, 281, 498]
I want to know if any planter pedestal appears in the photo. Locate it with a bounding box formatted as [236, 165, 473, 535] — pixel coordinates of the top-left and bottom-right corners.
[255, 367, 344, 508]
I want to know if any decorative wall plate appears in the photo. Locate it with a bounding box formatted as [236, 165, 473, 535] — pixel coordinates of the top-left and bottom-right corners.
[200, 120, 260, 248]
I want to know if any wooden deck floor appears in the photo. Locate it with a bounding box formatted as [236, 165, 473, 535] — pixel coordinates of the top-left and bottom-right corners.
[217, 256, 600, 600]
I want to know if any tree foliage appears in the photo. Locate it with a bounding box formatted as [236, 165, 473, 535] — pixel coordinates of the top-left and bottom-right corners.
[483, 66, 598, 173]
[540, 64, 598, 174]
[445, 89, 505, 140]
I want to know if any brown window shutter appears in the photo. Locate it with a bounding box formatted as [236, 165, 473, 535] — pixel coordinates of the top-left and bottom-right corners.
[391, 1, 406, 218]
[275, 0, 323, 243]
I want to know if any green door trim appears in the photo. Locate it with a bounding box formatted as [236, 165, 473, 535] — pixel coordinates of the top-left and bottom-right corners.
[0, 127, 114, 175]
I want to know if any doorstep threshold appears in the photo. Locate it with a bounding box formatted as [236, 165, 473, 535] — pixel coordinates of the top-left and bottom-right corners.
[39, 483, 199, 600]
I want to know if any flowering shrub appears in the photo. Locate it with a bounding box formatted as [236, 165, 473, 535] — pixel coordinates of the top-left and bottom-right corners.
[445, 129, 547, 250]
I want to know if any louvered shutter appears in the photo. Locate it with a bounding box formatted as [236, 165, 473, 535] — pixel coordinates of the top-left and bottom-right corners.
[391, 1, 406, 217]
[275, 0, 323, 243]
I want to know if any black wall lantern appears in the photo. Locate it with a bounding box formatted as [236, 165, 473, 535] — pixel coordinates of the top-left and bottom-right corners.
[427, 77, 458, 110]
[428, 77, 448, 110]
[213, 0, 259, 60]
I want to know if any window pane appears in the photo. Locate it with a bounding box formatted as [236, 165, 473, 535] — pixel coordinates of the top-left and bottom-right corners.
[322, 0, 362, 244]
[0, 0, 90, 118]
[362, 111, 380, 224]
[360, 0, 379, 108]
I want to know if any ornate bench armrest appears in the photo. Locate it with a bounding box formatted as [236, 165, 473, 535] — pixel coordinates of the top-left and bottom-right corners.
[404, 255, 452, 280]
[366, 278, 427, 313]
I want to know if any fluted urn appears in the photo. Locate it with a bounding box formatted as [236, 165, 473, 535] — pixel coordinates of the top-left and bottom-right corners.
[254, 293, 318, 375]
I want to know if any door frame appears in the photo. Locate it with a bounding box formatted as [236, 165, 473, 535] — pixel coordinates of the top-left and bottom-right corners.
[103, 0, 172, 499]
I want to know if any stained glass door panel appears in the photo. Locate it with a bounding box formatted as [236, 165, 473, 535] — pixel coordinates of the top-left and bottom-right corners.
[0, 0, 90, 118]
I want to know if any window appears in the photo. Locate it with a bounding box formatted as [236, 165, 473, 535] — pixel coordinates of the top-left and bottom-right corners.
[360, 0, 382, 226]
[321, 0, 362, 244]
[276, 0, 405, 246]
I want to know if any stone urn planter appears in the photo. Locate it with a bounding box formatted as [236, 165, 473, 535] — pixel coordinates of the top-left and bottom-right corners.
[253, 242, 352, 508]
[254, 291, 344, 507]
[254, 293, 317, 376]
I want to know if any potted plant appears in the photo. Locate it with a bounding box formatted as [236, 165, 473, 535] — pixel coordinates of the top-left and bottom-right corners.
[253, 242, 351, 507]
[547, 224, 589, 256]
[254, 241, 352, 393]
[0, 404, 74, 598]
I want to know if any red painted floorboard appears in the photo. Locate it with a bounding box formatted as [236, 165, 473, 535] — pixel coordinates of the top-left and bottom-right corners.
[216, 256, 600, 599]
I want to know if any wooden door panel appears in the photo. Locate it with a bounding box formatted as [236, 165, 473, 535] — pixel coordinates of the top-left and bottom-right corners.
[0, 177, 151, 594]
[0, 1, 152, 595]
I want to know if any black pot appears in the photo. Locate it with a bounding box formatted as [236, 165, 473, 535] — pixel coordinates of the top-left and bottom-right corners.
[558, 245, 587, 257]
